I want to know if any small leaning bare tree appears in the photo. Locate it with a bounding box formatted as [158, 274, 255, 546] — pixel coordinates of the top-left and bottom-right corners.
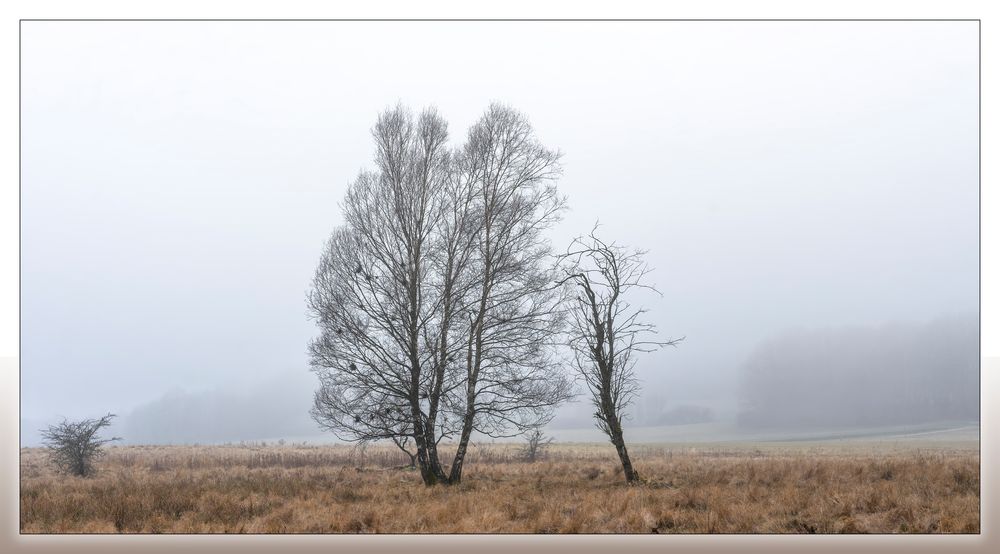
[560, 227, 682, 483]
[40, 413, 120, 477]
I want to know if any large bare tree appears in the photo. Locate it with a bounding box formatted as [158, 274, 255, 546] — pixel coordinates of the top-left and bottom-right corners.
[308, 105, 454, 484]
[561, 228, 682, 483]
[308, 103, 571, 485]
[444, 104, 573, 483]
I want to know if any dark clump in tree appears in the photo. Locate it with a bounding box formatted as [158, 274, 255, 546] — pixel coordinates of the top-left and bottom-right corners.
[40, 413, 120, 477]
[560, 227, 682, 484]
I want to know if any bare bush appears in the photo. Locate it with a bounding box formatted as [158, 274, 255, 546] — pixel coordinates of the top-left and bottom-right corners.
[40, 413, 120, 477]
[519, 427, 554, 463]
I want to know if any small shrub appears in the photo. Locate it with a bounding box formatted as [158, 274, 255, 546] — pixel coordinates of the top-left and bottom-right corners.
[519, 428, 554, 463]
[40, 413, 120, 477]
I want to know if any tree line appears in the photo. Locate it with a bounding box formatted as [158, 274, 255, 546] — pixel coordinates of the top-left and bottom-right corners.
[738, 315, 978, 428]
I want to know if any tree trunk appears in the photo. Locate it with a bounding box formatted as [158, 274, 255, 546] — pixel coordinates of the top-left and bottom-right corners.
[448, 408, 476, 484]
[410, 403, 448, 485]
[603, 392, 640, 484]
[450, 317, 486, 485]
[424, 439, 447, 480]
[411, 423, 437, 485]
[609, 419, 640, 484]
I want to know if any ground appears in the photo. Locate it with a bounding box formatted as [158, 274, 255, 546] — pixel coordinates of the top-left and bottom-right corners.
[19, 437, 979, 534]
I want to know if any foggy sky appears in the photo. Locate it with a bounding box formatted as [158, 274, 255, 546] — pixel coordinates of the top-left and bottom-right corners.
[20, 21, 979, 444]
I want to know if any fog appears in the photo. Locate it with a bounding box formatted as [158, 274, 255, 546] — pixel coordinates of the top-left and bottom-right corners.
[738, 315, 979, 428]
[20, 21, 978, 445]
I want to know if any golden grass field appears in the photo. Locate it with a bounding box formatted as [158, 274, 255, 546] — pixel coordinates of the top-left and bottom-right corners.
[19, 440, 979, 534]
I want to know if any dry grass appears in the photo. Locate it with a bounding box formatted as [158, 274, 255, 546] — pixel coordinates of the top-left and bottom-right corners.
[19, 441, 979, 534]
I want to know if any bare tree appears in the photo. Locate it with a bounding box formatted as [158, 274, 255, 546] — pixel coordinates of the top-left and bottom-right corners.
[445, 103, 573, 483]
[519, 426, 555, 463]
[308, 105, 454, 485]
[40, 413, 120, 477]
[308, 103, 572, 485]
[560, 227, 682, 483]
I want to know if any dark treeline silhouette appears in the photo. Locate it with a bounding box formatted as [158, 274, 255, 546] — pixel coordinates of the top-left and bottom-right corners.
[738, 315, 978, 428]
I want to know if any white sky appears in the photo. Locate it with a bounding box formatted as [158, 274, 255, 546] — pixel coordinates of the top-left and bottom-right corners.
[20, 21, 978, 429]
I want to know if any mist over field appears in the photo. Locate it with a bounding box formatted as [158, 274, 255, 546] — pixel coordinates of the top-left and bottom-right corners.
[19, 21, 979, 447]
[19, 314, 979, 446]
[738, 315, 979, 429]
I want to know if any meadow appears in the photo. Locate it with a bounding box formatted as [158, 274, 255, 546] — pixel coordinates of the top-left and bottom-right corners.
[19, 440, 980, 534]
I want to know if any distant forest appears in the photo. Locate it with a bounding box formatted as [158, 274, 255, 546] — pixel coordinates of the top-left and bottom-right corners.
[738, 315, 979, 428]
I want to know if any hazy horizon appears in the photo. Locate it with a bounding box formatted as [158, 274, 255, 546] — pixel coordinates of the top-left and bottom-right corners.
[19, 21, 978, 446]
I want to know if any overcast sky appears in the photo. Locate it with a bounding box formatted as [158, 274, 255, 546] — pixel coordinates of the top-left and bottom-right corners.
[20, 21, 978, 440]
